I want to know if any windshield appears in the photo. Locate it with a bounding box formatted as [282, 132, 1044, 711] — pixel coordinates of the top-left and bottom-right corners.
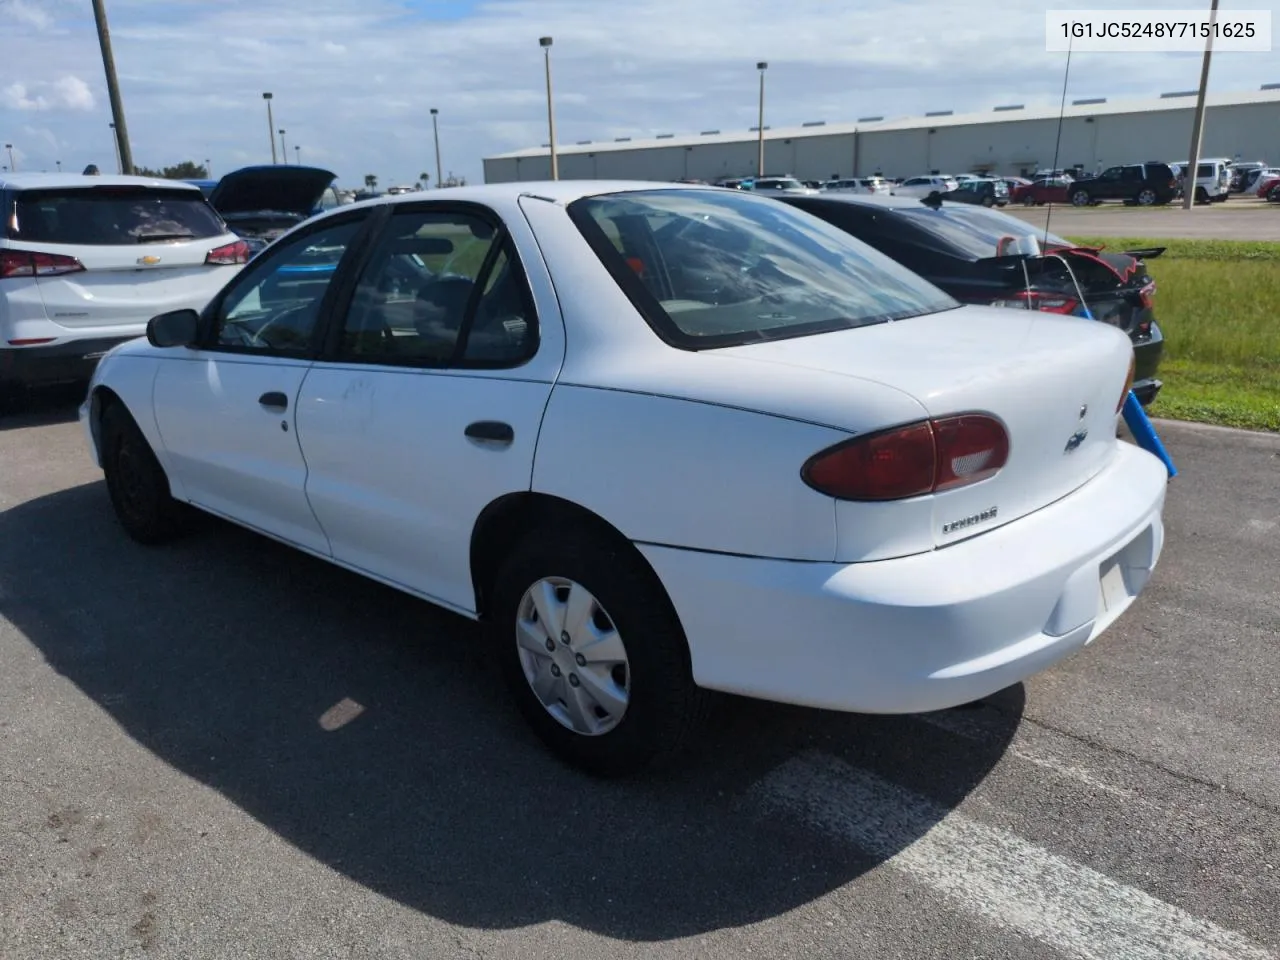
[11, 187, 226, 245]
[898, 205, 1073, 259]
[567, 188, 960, 350]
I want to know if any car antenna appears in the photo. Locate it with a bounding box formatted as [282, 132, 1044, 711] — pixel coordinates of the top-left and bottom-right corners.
[1043, 31, 1073, 250]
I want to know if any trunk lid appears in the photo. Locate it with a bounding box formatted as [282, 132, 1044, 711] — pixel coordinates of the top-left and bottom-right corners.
[8, 183, 243, 329]
[717, 305, 1135, 552]
[30, 238, 240, 328]
[208, 165, 337, 217]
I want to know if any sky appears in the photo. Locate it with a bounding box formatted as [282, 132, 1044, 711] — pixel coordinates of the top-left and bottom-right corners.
[0, 0, 1274, 187]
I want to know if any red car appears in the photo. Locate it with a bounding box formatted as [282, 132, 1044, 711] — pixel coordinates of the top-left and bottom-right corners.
[1255, 173, 1280, 202]
[1018, 178, 1071, 206]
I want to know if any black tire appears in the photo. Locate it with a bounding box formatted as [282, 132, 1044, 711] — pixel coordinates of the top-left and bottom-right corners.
[1195, 187, 1210, 204]
[490, 525, 710, 777]
[981, 195, 995, 207]
[1022, 195, 1035, 206]
[1070, 190, 1090, 207]
[101, 401, 192, 545]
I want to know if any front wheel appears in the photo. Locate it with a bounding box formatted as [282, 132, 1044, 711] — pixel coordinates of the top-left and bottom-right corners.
[1070, 190, 1091, 206]
[491, 526, 709, 776]
[101, 402, 192, 545]
[1022, 195, 1035, 206]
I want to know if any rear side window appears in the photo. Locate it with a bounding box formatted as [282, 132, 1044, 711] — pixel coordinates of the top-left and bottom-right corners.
[568, 189, 959, 350]
[897, 206, 1072, 259]
[11, 187, 227, 245]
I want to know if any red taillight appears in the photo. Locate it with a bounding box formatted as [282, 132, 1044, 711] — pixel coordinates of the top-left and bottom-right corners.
[1137, 281, 1156, 310]
[0, 249, 86, 279]
[802, 414, 1010, 502]
[7, 337, 57, 346]
[933, 415, 1010, 491]
[205, 239, 250, 265]
[990, 290, 1079, 315]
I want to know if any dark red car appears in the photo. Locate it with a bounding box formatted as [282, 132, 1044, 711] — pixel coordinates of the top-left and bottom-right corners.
[1017, 178, 1072, 206]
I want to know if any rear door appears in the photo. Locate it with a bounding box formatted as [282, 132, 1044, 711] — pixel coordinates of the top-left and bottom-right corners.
[294, 201, 564, 612]
[151, 210, 375, 553]
[12, 184, 243, 332]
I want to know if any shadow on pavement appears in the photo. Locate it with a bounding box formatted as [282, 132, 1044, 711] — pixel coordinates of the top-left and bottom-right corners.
[0, 384, 84, 432]
[0, 481, 1023, 939]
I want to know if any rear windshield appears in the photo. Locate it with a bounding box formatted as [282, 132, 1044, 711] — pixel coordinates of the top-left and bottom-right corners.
[898, 205, 1072, 259]
[11, 186, 227, 245]
[568, 188, 960, 349]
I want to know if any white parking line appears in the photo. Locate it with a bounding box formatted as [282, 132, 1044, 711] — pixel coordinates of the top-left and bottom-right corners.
[753, 752, 1274, 960]
[921, 711, 1137, 801]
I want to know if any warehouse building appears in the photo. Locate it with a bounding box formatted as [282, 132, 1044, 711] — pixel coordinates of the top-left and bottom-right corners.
[483, 86, 1280, 184]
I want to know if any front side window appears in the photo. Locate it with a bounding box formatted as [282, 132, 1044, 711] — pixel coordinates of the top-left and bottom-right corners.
[1099, 166, 1122, 181]
[568, 189, 959, 350]
[336, 208, 535, 366]
[11, 187, 226, 245]
[212, 218, 363, 353]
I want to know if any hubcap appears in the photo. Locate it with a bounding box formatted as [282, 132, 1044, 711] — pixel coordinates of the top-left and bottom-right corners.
[515, 577, 630, 736]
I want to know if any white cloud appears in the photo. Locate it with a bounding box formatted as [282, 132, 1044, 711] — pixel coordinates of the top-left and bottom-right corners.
[0, 0, 1271, 183]
[1, 0, 53, 30]
[1, 75, 95, 111]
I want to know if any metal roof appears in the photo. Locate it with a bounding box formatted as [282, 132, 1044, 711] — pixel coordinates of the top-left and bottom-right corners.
[485, 87, 1280, 162]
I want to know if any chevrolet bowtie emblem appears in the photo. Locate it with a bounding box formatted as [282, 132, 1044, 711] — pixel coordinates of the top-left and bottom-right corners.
[137, 255, 162, 265]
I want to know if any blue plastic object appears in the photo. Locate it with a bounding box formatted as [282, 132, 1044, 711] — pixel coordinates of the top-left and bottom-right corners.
[1122, 391, 1177, 478]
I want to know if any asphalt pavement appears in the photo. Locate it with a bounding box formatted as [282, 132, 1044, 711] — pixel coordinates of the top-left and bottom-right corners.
[1004, 196, 1280, 240]
[1, 392, 1277, 960]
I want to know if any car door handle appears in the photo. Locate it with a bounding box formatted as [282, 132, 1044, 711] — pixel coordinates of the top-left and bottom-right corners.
[259, 391, 289, 411]
[465, 420, 514, 445]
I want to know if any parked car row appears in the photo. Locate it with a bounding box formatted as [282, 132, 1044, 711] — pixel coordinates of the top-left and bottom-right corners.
[71, 179, 1168, 776]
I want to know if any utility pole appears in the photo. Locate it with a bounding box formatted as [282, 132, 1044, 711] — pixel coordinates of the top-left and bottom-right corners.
[109, 123, 122, 173]
[4, 144, 14, 172]
[263, 93, 277, 163]
[540, 37, 558, 180]
[1182, 0, 1220, 210]
[757, 62, 768, 178]
[91, 0, 134, 174]
[279, 129, 288, 164]
[430, 108, 443, 188]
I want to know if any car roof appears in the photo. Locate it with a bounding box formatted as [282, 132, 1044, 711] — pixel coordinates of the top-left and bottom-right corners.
[315, 179, 752, 215]
[0, 172, 203, 192]
[782, 193, 933, 211]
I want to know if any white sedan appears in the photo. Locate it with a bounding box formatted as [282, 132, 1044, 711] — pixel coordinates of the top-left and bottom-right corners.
[79, 181, 1167, 775]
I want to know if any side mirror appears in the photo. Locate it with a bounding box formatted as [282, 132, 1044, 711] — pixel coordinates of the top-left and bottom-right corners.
[146, 309, 200, 348]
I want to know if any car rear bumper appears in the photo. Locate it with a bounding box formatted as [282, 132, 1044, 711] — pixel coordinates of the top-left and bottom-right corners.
[640, 441, 1167, 714]
[0, 336, 140, 389]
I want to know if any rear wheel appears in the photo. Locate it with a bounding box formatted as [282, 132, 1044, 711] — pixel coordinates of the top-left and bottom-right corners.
[981, 195, 995, 207]
[1022, 194, 1035, 206]
[491, 525, 709, 777]
[1136, 188, 1157, 206]
[101, 402, 192, 545]
[1070, 190, 1091, 207]
[1195, 187, 1210, 204]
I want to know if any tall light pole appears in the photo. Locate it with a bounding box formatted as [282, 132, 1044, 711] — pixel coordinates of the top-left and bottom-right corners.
[430, 107, 443, 188]
[756, 61, 768, 178]
[205, 157, 212, 177]
[1182, 0, 1220, 210]
[56, 160, 62, 172]
[540, 36, 558, 180]
[109, 123, 122, 173]
[278, 129, 288, 164]
[263, 92, 277, 163]
[294, 144, 300, 165]
[92, 0, 134, 174]
[3, 144, 14, 172]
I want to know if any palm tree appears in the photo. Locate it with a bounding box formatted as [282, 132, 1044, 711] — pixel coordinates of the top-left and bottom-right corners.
[419, 171, 431, 189]
[364, 174, 378, 191]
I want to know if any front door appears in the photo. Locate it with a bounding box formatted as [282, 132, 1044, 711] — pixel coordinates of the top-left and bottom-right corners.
[152, 214, 370, 554]
[294, 203, 562, 612]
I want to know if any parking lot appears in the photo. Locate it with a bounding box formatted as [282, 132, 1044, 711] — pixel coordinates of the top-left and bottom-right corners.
[1005, 195, 1280, 240]
[0, 394, 1276, 959]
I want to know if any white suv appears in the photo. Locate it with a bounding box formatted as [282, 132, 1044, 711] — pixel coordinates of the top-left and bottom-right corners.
[892, 175, 959, 198]
[1, 173, 248, 399]
[823, 177, 891, 195]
